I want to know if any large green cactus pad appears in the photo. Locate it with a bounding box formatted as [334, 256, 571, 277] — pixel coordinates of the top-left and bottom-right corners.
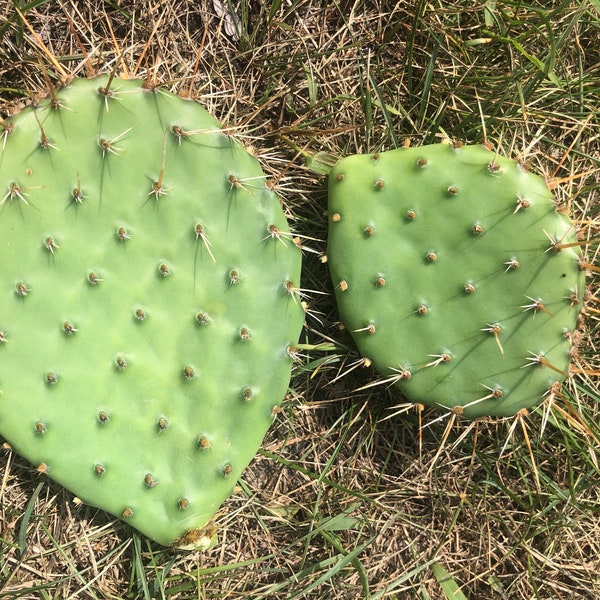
[0, 76, 304, 548]
[327, 143, 583, 419]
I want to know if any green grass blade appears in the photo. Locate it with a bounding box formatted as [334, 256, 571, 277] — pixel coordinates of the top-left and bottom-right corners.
[431, 562, 469, 600]
[17, 480, 44, 557]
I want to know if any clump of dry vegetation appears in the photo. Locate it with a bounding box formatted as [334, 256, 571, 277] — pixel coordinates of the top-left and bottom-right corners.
[1, 1, 599, 598]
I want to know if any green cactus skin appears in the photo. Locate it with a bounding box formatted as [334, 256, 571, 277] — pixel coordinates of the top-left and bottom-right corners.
[0, 75, 304, 548]
[327, 143, 584, 419]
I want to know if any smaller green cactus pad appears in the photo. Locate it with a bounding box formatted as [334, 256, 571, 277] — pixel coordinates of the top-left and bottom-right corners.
[0, 76, 304, 548]
[327, 143, 584, 419]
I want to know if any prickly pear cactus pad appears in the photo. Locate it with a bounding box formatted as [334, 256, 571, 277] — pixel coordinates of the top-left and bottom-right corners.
[0, 75, 304, 548]
[327, 143, 584, 419]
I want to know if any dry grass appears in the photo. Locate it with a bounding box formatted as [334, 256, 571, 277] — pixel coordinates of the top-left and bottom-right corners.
[1, 1, 599, 598]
